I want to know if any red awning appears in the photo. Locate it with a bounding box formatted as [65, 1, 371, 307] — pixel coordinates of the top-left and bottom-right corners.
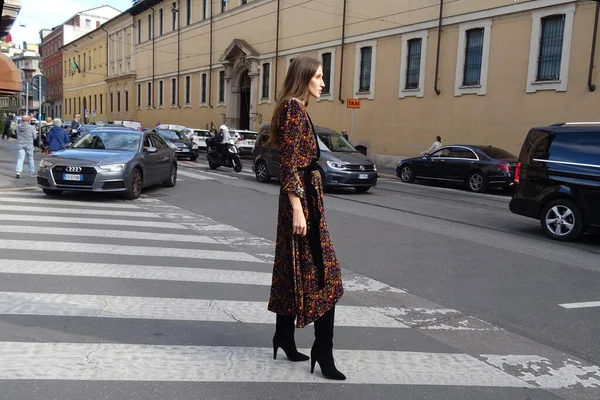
[0, 52, 22, 95]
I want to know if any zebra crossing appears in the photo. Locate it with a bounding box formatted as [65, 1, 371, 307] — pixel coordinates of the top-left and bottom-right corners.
[0, 189, 599, 399]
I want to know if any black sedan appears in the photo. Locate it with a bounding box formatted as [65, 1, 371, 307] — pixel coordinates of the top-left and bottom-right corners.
[37, 128, 178, 199]
[396, 145, 518, 193]
[152, 128, 199, 161]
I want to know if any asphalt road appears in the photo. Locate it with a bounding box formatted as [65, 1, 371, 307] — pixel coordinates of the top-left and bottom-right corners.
[0, 151, 599, 399]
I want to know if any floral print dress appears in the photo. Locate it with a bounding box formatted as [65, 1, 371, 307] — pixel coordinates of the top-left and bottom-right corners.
[267, 98, 344, 328]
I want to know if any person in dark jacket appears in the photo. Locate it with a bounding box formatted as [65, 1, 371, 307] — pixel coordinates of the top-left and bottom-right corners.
[46, 118, 70, 153]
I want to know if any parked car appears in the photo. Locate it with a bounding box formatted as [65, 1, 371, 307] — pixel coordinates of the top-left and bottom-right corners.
[188, 128, 212, 151]
[509, 122, 600, 241]
[397, 145, 517, 193]
[152, 128, 199, 161]
[230, 129, 258, 157]
[252, 124, 377, 193]
[36, 127, 177, 199]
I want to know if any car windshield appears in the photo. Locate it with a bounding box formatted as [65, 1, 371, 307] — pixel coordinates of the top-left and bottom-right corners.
[72, 131, 142, 151]
[477, 146, 517, 159]
[317, 133, 356, 153]
[157, 129, 186, 140]
[194, 130, 211, 137]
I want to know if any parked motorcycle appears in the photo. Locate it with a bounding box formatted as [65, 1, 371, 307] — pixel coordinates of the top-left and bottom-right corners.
[206, 137, 243, 172]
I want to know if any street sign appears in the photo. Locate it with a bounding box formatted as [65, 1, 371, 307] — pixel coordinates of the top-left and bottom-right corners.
[347, 98, 361, 109]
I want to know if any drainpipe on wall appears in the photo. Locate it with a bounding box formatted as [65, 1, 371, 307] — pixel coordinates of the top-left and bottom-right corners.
[588, 1, 600, 92]
[150, 6, 157, 108]
[434, 0, 444, 96]
[100, 27, 108, 80]
[274, 0, 281, 101]
[177, 0, 181, 108]
[338, 0, 347, 104]
[209, 0, 214, 108]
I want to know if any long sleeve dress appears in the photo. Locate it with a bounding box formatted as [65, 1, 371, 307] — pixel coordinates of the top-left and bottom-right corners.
[267, 98, 344, 328]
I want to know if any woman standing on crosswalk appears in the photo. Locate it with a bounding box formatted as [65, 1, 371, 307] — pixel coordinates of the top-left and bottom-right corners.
[267, 55, 346, 380]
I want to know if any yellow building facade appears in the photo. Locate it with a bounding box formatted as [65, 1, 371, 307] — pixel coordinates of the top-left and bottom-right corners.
[62, 30, 108, 124]
[128, 0, 599, 165]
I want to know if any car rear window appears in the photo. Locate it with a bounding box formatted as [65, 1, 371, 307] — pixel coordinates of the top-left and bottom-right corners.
[238, 132, 258, 140]
[545, 132, 600, 166]
[477, 146, 516, 159]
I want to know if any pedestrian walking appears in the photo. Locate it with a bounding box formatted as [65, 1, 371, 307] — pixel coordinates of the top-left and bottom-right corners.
[2, 114, 11, 140]
[15, 115, 37, 178]
[267, 55, 346, 380]
[46, 118, 70, 154]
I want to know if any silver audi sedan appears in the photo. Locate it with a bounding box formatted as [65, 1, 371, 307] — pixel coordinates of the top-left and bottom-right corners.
[37, 128, 178, 199]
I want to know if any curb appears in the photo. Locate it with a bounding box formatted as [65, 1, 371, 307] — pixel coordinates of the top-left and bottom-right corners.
[0, 186, 38, 192]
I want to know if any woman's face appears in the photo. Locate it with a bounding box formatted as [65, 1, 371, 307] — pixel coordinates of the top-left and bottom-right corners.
[308, 66, 325, 99]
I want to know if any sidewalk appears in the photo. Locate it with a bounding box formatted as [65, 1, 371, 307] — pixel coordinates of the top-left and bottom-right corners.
[0, 139, 43, 191]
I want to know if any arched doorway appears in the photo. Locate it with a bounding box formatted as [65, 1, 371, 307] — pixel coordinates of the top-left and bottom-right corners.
[239, 72, 251, 130]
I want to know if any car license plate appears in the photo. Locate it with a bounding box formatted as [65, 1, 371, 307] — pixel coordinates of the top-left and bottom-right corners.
[358, 174, 369, 179]
[63, 173, 82, 181]
[180, 148, 189, 152]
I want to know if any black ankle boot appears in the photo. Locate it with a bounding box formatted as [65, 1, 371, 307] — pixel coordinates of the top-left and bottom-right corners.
[310, 307, 346, 380]
[273, 314, 309, 362]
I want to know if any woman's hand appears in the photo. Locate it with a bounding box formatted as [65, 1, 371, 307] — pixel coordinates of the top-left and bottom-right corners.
[292, 206, 307, 237]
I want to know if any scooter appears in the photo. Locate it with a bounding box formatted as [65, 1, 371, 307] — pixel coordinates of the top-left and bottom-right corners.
[206, 137, 243, 172]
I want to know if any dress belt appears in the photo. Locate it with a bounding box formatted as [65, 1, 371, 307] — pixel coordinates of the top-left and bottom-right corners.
[297, 160, 325, 289]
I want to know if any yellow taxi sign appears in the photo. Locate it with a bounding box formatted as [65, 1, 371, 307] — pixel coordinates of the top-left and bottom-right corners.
[347, 98, 361, 109]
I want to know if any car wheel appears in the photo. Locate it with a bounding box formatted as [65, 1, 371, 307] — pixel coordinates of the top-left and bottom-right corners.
[208, 158, 218, 170]
[189, 155, 198, 162]
[355, 186, 370, 194]
[468, 171, 487, 193]
[541, 199, 583, 242]
[124, 168, 143, 200]
[163, 163, 177, 187]
[399, 164, 415, 183]
[43, 189, 62, 196]
[318, 168, 329, 192]
[255, 161, 270, 183]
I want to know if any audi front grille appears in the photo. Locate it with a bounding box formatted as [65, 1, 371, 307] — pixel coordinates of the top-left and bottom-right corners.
[52, 166, 98, 187]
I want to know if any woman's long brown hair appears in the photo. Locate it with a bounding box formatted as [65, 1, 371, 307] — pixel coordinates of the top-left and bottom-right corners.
[268, 55, 321, 146]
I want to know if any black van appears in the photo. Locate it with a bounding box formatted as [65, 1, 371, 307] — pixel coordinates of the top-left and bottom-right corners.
[509, 123, 600, 241]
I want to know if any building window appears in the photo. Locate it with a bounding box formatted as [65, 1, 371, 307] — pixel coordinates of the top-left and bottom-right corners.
[85, 19, 91, 27]
[185, 75, 191, 105]
[353, 40, 377, 99]
[186, 0, 192, 25]
[83, 53, 86, 71]
[138, 19, 141, 43]
[100, 94, 103, 114]
[88, 55, 91, 70]
[137, 84, 141, 108]
[172, 2, 177, 31]
[147, 82, 152, 107]
[454, 19, 492, 96]
[159, 9, 164, 35]
[94, 95, 97, 112]
[125, 91, 129, 112]
[201, 73, 207, 103]
[159, 80, 164, 106]
[171, 78, 177, 106]
[218, 70, 225, 103]
[537, 15, 565, 82]
[148, 14, 153, 40]
[359, 47, 372, 92]
[405, 39, 422, 90]
[222, 0, 227, 13]
[96, 21, 100, 28]
[203, 0, 208, 19]
[321, 53, 331, 95]
[110, 93, 114, 112]
[117, 92, 121, 112]
[242, 0, 247, 4]
[463, 29, 484, 86]
[261, 62, 270, 99]
[527, 4, 574, 93]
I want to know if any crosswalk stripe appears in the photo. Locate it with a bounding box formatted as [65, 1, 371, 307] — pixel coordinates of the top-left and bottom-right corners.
[0, 225, 218, 244]
[0, 204, 160, 218]
[0, 196, 140, 209]
[0, 292, 407, 328]
[0, 260, 405, 294]
[0, 342, 529, 387]
[178, 169, 239, 180]
[0, 214, 187, 229]
[0, 240, 265, 263]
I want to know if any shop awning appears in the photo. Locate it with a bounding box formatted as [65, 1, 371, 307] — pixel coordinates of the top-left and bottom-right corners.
[0, 51, 22, 95]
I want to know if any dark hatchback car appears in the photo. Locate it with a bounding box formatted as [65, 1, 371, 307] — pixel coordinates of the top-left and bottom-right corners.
[509, 123, 600, 241]
[152, 128, 199, 161]
[397, 145, 517, 193]
[252, 124, 378, 193]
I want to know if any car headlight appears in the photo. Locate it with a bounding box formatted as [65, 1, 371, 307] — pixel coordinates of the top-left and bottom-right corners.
[98, 163, 125, 172]
[167, 142, 178, 149]
[326, 161, 347, 170]
[373, 165, 377, 171]
[39, 159, 54, 168]
[192, 144, 198, 150]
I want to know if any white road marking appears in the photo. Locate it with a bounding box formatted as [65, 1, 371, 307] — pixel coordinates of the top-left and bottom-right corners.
[0, 214, 187, 229]
[0, 204, 160, 218]
[0, 240, 264, 263]
[0, 195, 140, 208]
[0, 342, 530, 387]
[558, 301, 600, 309]
[178, 169, 239, 181]
[0, 292, 407, 328]
[0, 225, 218, 244]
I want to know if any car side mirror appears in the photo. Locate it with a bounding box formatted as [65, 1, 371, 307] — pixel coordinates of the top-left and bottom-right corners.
[145, 146, 158, 153]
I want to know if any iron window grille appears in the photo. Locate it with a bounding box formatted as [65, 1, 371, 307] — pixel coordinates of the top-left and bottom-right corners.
[262, 63, 270, 99]
[405, 39, 422, 89]
[463, 28, 484, 86]
[537, 14, 565, 81]
[322, 52, 332, 94]
[186, 0, 192, 25]
[359, 46, 372, 92]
